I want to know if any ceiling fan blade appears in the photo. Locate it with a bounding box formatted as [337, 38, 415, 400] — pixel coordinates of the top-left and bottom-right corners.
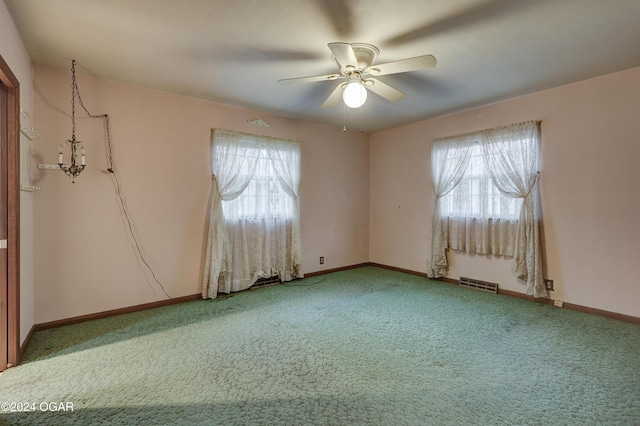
[328, 42, 358, 70]
[364, 78, 405, 102]
[321, 83, 346, 108]
[366, 55, 437, 76]
[384, 0, 525, 47]
[278, 73, 342, 85]
[317, 0, 354, 37]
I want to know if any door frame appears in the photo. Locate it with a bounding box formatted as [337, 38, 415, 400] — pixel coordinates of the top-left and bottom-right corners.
[0, 54, 21, 370]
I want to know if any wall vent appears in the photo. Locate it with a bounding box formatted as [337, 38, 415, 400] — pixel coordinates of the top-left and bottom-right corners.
[252, 276, 281, 288]
[459, 277, 498, 294]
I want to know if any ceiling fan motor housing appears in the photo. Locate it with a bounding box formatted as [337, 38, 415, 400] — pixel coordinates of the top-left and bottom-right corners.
[332, 43, 380, 75]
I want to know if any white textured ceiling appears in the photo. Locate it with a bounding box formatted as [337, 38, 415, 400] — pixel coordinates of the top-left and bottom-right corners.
[5, 0, 640, 132]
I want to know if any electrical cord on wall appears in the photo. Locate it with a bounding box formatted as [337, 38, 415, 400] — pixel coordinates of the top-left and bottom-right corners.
[73, 64, 172, 299]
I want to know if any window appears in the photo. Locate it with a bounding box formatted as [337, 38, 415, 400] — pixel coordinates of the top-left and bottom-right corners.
[440, 143, 521, 220]
[222, 147, 294, 221]
[427, 121, 546, 297]
[203, 129, 302, 298]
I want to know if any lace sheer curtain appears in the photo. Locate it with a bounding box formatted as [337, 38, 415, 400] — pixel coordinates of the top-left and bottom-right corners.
[482, 122, 545, 297]
[427, 121, 546, 297]
[427, 135, 475, 278]
[444, 143, 521, 256]
[202, 129, 303, 299]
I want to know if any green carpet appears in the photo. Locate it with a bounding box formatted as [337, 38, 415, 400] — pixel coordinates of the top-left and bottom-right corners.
[1, 266, 638, 425]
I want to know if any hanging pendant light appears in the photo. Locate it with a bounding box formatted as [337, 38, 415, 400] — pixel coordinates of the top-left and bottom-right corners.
[58, 60, 86, 183]
[342, 81, 367, 108]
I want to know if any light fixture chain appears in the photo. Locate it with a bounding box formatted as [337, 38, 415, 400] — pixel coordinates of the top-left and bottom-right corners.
[71, 60, 77, 140]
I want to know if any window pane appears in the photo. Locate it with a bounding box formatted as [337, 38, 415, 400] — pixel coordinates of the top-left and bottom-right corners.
[441, 144, 521, 220]
[222, 148, 294, 220]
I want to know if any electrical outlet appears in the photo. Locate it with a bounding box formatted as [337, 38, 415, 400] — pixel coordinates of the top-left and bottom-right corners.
[554, 300, 563, 308]
[319, 256, 324, 265]
[545, 279, 554, 291]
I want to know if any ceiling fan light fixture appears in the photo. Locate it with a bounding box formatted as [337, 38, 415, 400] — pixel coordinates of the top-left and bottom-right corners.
[279, 42, 435, 109]
[343, 81, 367, 108]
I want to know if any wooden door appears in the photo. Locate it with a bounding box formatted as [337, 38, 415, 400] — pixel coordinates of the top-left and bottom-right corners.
[0, 54, 20, 371]
[0, 80, 7, 370]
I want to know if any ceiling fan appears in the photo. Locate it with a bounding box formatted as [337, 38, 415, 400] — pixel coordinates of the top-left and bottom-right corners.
[278, 42, 437, 108]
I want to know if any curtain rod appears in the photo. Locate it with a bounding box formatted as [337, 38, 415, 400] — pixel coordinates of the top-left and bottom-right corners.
[213, 128, 300, 145]
[434, 120, 541, 142]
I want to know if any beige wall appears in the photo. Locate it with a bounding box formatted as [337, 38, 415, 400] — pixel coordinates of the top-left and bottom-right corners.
[370, 66, 640, 318]
[1, 2, 35, 346]
[32, 65, 369, 323]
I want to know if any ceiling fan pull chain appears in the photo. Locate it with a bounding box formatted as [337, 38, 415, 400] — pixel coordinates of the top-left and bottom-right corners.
[343, 101, 347, 132]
